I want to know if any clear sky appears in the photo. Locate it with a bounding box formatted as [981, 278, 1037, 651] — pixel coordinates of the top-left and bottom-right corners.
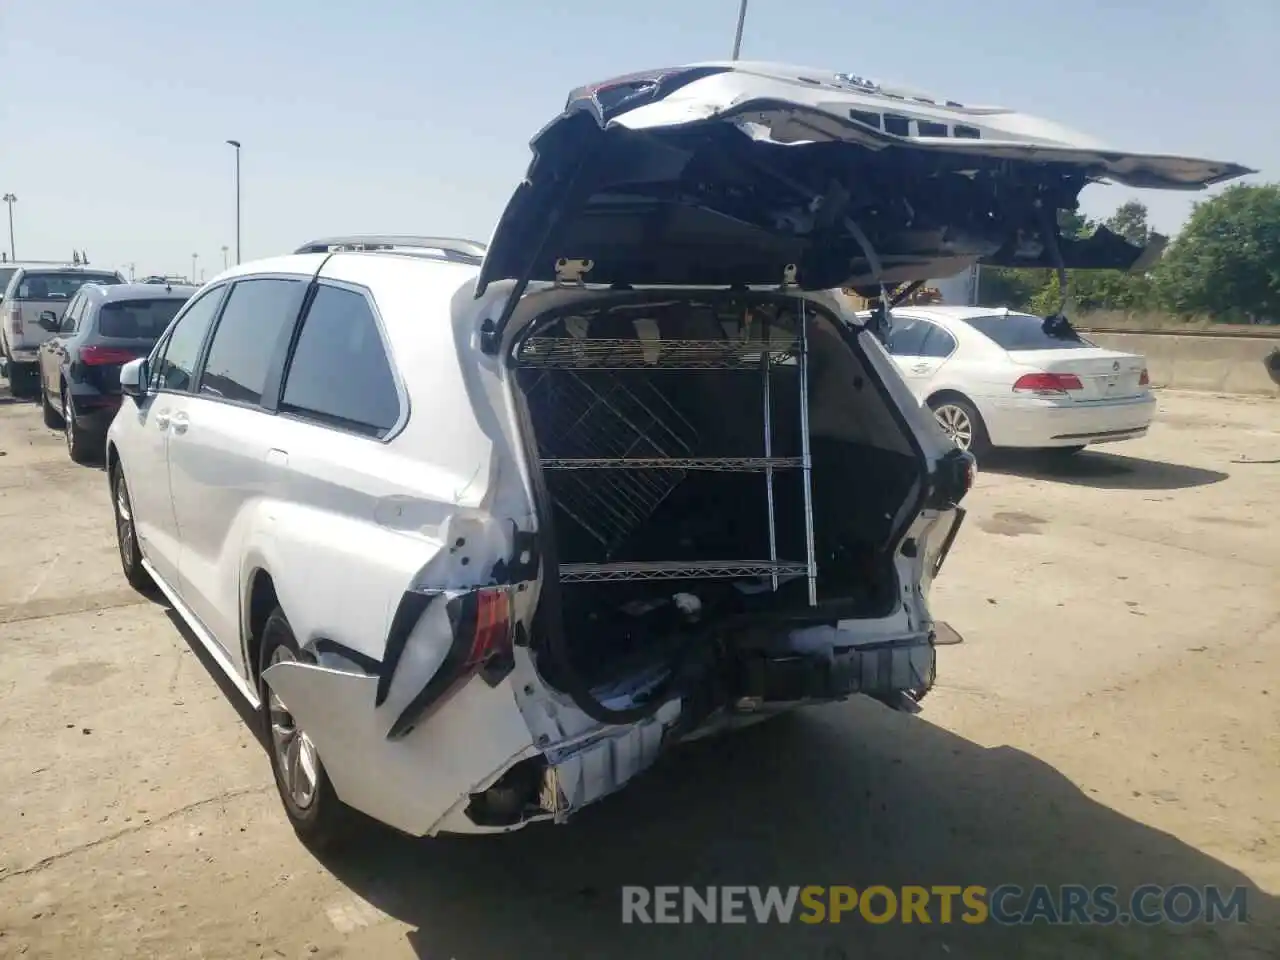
[3, 0, 1276, 280]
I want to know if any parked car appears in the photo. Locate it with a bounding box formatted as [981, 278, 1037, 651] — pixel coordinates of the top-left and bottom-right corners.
[104, 61, 1247, 849]
[37, 281, 196, 461]
[878, 306, 1156, 457]
[2, 265, 125, 397]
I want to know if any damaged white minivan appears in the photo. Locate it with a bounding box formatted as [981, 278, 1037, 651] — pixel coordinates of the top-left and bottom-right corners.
[105, 62, 1251, 848]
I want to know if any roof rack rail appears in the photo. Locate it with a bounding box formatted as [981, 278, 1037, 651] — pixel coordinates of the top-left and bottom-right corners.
[293, 235, 487, 264]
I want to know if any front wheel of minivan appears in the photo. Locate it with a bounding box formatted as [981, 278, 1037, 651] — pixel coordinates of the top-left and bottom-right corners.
[258, 608, 354, 852]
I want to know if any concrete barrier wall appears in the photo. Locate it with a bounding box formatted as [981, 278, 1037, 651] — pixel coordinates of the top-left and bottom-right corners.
[1083, 332, 1279, 397]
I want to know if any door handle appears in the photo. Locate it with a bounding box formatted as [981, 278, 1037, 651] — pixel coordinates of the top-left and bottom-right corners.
[155, 411, 171, 429]
[171, 412, 189, 434]
[911, 363, 932, 373]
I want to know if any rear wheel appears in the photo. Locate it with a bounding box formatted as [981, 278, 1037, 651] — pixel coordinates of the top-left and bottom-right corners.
[63, 389, 98, 464]
[258, 608, 353, 851]
[928, 396, 990, 458]
[7, 363, 38, 400]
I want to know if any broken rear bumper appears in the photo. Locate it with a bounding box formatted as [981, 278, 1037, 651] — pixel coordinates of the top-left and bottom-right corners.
[737, 632, 937, 705]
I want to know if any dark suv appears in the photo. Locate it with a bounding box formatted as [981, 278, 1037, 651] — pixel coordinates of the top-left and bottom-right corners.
[37, 281, 195, 461]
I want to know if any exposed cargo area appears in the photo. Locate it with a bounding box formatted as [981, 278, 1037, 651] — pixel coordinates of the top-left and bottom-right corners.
[511, 292, 923, 693]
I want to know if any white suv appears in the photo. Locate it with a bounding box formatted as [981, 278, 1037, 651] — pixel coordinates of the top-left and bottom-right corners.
[105, 61, 1248, 848]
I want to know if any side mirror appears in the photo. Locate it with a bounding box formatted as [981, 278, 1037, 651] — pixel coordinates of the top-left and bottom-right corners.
[120, 357, 148, 400]
[38, 311, 59, 332]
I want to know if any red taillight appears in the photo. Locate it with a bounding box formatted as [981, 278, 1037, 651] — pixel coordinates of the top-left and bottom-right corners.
[1139, 368, 1150, 386]
[1012, 372, 1084, 394]
[8, 306, 19, 337]
[468, 588, 513, 670]
[79, 346, 137, 366]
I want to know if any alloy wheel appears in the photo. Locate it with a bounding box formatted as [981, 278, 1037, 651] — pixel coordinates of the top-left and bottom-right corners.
[63, 392, 75, 450]
[267, 646, 320, 811]
[114, 472, 135, 567]
[933, 403, 974, 450]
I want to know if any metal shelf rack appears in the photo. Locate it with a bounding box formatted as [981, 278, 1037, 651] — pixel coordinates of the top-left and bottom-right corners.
[516, 304, 819, 605]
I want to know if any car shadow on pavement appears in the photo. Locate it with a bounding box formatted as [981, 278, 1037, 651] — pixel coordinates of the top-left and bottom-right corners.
[310, 699, 1278, 960]
[980, 449, 1229, 491]
[161, 606, 264, 741]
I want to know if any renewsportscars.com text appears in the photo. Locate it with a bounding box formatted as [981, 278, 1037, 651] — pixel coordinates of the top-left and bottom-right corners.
[621, 884, 1248, 926]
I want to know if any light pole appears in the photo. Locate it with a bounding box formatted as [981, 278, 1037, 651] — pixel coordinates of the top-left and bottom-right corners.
[192, 253, 199, 284]
[731, 0, 748, 60]
[226, 140, 241, 264]
[221, 245, 229, 269]
[2, 193, 16, 260]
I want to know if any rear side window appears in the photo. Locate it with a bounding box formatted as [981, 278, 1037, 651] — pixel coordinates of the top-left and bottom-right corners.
[15, 272, 120, 299]
[198, 279, 304, 405]
[918, 323, 957, 358]
[886, 317, 930, 355]
[280, 284, 400, 438]
[962, 313, 1091, 350]
[153, 287, 224, 392]
[98, 298, 187, 340]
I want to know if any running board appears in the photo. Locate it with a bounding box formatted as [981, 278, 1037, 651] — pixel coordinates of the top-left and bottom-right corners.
[141, 559, 262, 709]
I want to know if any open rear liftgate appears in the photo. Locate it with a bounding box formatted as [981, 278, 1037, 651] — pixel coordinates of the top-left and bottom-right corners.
[515, 301, 820, 605]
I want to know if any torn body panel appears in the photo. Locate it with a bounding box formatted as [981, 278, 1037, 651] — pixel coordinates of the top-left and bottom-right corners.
[262, 658, 538, 837]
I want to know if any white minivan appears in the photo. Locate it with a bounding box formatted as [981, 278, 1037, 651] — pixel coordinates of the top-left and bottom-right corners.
[105, 62, 1250, 848]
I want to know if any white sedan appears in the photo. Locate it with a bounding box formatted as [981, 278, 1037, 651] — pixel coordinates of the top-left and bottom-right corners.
[878, 306, 1155, 457]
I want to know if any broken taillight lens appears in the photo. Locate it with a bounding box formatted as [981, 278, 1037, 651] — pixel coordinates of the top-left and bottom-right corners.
[468, 587, 513, 676]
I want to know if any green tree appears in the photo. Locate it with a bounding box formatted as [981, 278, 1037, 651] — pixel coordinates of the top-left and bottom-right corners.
[1104, 200, 1151, 245]
[977, 266, 1042, 309]
[1153, 183, 1280, 321]
[1069, 201, 1155, 311]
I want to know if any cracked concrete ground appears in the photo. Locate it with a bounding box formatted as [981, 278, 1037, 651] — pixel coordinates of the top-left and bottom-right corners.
[0, 387, 1276, 960]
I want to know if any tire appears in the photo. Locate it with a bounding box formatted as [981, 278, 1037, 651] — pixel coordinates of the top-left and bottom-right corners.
[41, 380, 64, 428]
[62, 389, 99, 464]
[258, 608, 353, 851]
[7, 362, 38, 400]
[110, 463, 153, 592]
[928, 395, 990, 458]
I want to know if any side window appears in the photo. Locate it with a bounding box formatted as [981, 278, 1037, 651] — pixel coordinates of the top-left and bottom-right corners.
[154, 287, 224, 393]
[198, 279, 304, 406]
[280, 284, 401, 438]
[886, 317, 929, 356]
[917, 323, 957, 358]
[59, 295, 82, 334]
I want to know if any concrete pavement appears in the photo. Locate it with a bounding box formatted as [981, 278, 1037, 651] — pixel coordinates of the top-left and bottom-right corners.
[0, 387, 1276, 959]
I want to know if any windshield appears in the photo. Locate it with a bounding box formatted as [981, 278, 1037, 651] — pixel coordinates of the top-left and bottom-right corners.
[14, 272, 122, 300]
[98, 298, 187, 340]
[961, 313, 1092, 351]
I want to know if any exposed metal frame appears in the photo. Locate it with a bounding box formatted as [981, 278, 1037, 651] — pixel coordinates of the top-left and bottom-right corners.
[292, 235, 487, 264]
[516, 303, 820, 606]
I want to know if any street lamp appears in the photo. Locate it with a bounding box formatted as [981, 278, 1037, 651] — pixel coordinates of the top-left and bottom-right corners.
[226, 140, 241, 264]
[731, 0, 748, 60]
[221, 245, 229, 269]
[192, 253, 199, 284]
[2, 193, 16, 260]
